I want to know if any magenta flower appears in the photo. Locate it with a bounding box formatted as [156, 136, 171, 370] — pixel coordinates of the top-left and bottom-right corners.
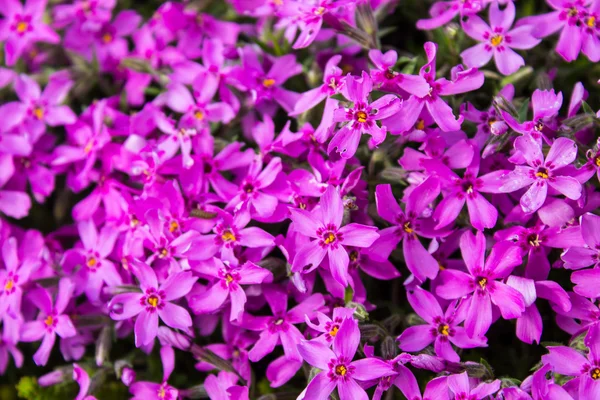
[436, 231, 525, 338]
[397, 287, 487, 362]
[0, 237, 37, 322]
[20, 278, 77, 366]
[165, 70, 235, 132]
[375, 178, 443, 282]
[290, 185, 379, 287]
[130, 345, 179, 400]
[542, 323, 600, 398]
[461, 2, 540, 75]
[0, 327, 23, 375]
[0, 0, 60, 66]
[292, 55, 344, 115]
[569, 213, 600, 298]
[499, 89, 564, 144]
[297, 317, 394, 400]
[368, 49, 430, 97]
[305, 307, 355, 345]
[428, 153, 508, 231]
[62, 220, 122, 303]
[495, 223, 585, 280]
[204, 371, 247, 400]
[108, 262, 196, 347]
[328, 71, 401, 158]
[499, 136, 582, 214]
[73, 363, 93, 400]
[226, 156, 284, 219]
[244, 287, 324, 362]
[416, 0, 485, 30]
[0, 73, 76, 138]
[189, 257, 272, 321]
[382, 42, 484, 134]
[448, 371, 501, 399]
[517, 0, 597, 62]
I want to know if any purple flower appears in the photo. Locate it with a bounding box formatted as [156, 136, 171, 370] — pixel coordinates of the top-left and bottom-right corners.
[204, 371, 248, 400]
[461, 2, 540, 75]
[542, 323, 600, 399]
[382, 42, 484, 134]
[243, 287, 324, 362]
[73, 363, 93, 400]
[189, 257, 272, 321]
[436, 231, 525, 338]
[398, 287, 487, 362]
[499, 136, 582, 213]
[428, 152, 508, 231]
[0, 0, 60, 66]
[165, 70, 235, 132]
[416, 0, 485, 30]
[62, 220, 122, 303]
[297, 317, 394, 400]
[20, 278, 77, 366]
[305, 307, 355, 344]
[569, 213, 600, 297]
[506, 276, 571, 344]
[130, 345, 179, 400]
[0, 237, 37, 323]
[495, 223, 585, 280]
[368, 49, 430, 97]
[292, 55, 344, 115]
[109, 262, 196, 347]
[448, 371, 501, 399]
[517, 0, 598, 62]
[290, 185, 379, 287]
[375, 178, 443, 282]
[327, 71, 401, 158]
[0, 328, 23, 375]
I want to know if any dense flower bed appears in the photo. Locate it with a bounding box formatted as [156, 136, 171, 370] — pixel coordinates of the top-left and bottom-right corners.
[0, 0, 600, 399]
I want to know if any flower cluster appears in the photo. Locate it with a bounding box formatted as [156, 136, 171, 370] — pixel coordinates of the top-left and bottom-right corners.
[1, 0, 600, 399]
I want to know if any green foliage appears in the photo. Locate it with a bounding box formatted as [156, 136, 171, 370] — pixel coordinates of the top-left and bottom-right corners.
[16, 376, 78, 400]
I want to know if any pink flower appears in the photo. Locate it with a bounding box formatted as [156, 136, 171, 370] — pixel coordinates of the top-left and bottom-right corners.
[108, 262, 196, 347]
[461, 2, 540, 75]
[499, 136, 582, 214]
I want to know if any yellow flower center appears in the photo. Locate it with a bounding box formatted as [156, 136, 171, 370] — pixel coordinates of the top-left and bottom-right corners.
[262, 78, 275, 88]
[465, 184, 474, 194]
[595, 156, 600, 168]
[587, 16, 596, 28]
[349, 251, 359, 262]
[335, 365, 347, 376]
[487, 118, 497, 127]
[438, 324, 450, 336]
[130, 216, 139, 228]
[328, 77, 337, 89]
[147, 295, 159, 308]
[86, 257, 97, 268]
[225, 274, 234, 284]
[415, 119, 425, 130]
[490, 34, 503, 47]
[33, 107, 44, 120]
[158, 386, 166, 398]
[403, 222, 413, 234]
[4, 279, 14, 291]
[314, 6, 326, 15]
[356, 111, 368, 123]
[439, 263, 446, 271]
[568, 7, 578, 17]
[478, 277, 488, 289]
[44, 315, 54, 327]
[324, 232, 336, 244]
[169, 221, 179, 233]
[274, 318, 284, 325]
[221, 230, 236, 242]
[592, 368, 600, 380]
[329, 326, 339, 337]
[102, 33, 113, 43]
[194, 110, 204, 120]
[84, 142, 94, 154]
[16, 21, 28, 34]
[159, 248, 168, 258]
[528, 234, 542, 247]
[536, 168, 549, 179]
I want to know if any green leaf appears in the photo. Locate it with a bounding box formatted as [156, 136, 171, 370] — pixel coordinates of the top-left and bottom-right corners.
[582, 100, 595, 115]
[344, 285, 354, 303]
[517, 98, 530, 123]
